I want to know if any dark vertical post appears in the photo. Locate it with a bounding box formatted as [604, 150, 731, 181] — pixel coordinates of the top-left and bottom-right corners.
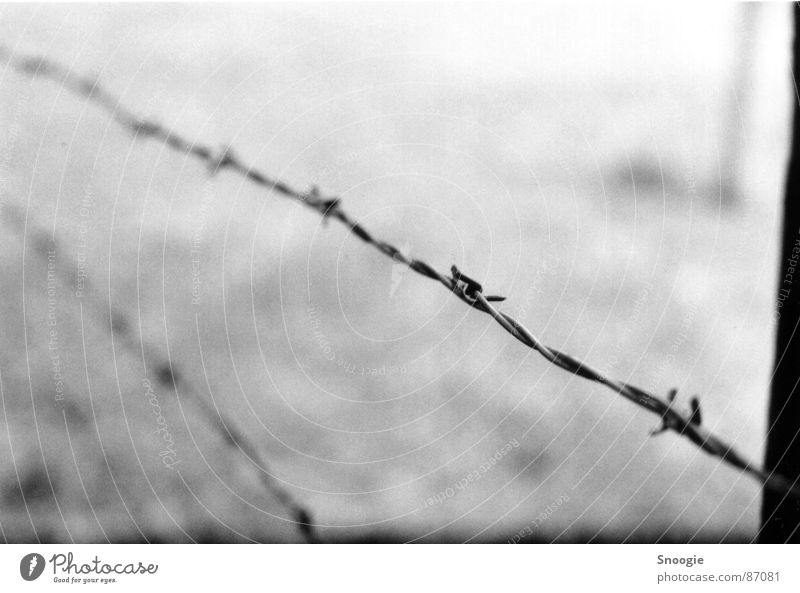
[760, 4, 800, 543]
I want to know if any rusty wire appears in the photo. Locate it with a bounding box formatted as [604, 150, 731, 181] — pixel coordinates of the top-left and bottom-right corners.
[3, 46, 799, 504]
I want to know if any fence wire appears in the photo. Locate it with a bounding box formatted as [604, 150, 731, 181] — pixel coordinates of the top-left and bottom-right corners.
[2, 46, 798, 521]
[2, 205, 318, 543]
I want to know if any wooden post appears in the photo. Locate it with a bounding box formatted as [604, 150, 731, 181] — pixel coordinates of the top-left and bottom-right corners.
[760, 4, 800, 543]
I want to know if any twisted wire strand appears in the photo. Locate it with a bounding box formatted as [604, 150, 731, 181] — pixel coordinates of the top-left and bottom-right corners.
[3, 46, 798, 502]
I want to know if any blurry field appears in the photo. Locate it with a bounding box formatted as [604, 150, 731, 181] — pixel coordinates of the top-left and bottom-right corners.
[0, 3, 793, 542]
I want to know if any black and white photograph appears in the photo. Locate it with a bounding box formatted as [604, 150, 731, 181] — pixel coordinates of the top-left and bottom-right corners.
[0, 0, 799, 588]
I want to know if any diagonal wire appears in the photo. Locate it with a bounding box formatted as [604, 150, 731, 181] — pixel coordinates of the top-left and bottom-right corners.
[3, 187, 317, 542]
[3, 46, 799, 502]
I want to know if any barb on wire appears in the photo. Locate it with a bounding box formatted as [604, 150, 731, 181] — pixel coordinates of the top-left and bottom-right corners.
[2, 206, 318, 543]
[3, 46, 798, 501]
[451, 265, 506, 302]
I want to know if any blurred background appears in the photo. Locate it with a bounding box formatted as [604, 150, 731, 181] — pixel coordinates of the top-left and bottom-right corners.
[0, 2, 793, 543]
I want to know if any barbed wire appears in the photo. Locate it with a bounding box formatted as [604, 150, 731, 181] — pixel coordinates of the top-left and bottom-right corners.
[3, 45, 799, 505]
[2, 205, 317, 543]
